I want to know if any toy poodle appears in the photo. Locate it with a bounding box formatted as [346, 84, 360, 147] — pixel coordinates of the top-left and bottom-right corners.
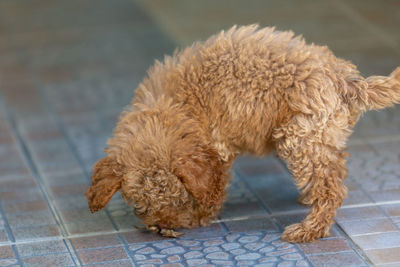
[86, 25, 400, 242]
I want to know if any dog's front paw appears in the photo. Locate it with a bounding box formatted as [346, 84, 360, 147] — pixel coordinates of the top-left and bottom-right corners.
[146, 225, 183, 238]
[160, 228, 184, 238]
[282, 223, 328, 243]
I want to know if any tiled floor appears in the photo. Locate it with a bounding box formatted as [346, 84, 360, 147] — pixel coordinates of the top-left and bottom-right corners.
[0, 0, 399, 266]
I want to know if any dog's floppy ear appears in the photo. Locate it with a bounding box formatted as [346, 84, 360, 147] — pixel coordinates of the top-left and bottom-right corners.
[173, 144, 226, 208]
[85, 156, 123, 213]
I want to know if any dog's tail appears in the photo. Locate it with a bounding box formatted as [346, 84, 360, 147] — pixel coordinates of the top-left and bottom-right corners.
[360, 67, 400, 110]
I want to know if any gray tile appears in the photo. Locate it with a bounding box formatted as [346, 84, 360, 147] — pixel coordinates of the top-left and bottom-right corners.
[78, 246, 128, 265]
[224, 218, 278, 233]
[219, 201, 268, 220]
[6, 210, 56, 227]
[22, 253, 74, 267]
[245, 173, 304, 213]
[70, 234, 121, 250]
[338, 217, 398, 236]
[179, 223, 227, 239]
[365, 247, 400, 266]
[0, 245, 14, 258]
[64, 219, 115, 235]
[298, 238, 353, 255]
[12, 224, 60, 241]
[336, 206, 386, 222]
[0, 229, 9, 243]
[381, 203, 400, 218]
[307, 251, 367, 267]
[352, 232, 400, 250]
[17, 240, 68, 257]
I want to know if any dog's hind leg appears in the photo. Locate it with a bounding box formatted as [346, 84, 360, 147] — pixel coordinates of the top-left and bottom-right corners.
[274, 121, 348, 243]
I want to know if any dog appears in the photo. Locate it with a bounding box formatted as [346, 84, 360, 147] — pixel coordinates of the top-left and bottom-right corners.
[85, 25, 400, 242]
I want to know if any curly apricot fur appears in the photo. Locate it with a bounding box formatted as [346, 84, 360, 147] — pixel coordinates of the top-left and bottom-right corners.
[86, 25, 400, 242]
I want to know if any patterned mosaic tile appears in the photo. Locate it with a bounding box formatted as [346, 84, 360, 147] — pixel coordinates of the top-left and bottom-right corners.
[128, 231, 311, 266]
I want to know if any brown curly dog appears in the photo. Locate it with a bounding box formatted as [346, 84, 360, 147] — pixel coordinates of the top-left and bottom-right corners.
[86, 25, 400, 242]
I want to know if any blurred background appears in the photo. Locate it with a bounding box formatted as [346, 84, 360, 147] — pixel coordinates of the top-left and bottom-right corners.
[0, 0, 399, 266]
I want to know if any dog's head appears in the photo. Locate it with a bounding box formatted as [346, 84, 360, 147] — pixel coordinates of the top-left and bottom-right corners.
[85, 105, 228, 228]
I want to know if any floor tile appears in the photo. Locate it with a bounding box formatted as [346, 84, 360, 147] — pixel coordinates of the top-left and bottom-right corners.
[336, 206, 386, 222]
[84, 260, 133, 267]
[112, 213, 142, 231]
[42, 170, 88, 186]
[298, 238, 352, 255]
[12, 224, 60, 241]
[365, 247, 400, 266]
[381, 203, 400, 218]
[53, 195, 89, 211]
[0, 176, 37, 192]
[128, 231, 309, 266]
[6, 210, 56, 227]
[0, 188, 44, 204]
[49, 183, 87, 197]
[70, 233, 122, 250]
[0, 245, 14, 259]
[245, 173, 304, 213]
[235, 156, 287, 177]
[77, 246, 128, 264]
[369, 189, 400, 203]
[59, 208, 108, 223]
[64, 219, 115, 235]
[338, 217, 398, 236]
[2, 200, 49, 214]
[22, 253, 74, 267]
[219, 201, 267, 220]
[223, 217, 278, 233]
[342, 190, 374, 206]
[16, 240, 68, 257]
[0, 229, 8, 243]
[178, 223, 227, 239]
[122, 230, 168, 245]
[307, 251, 367, 267]
[352, 232, 400, 250]
[0, 258, 19, 266]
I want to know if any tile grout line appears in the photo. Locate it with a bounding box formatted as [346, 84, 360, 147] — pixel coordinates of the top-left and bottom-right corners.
[0, 201, 22, 265]
[334, 222, 374, 266]
[0, 98, 22, 265]
[233, 169, 314, 266]
[95, 97, 139, 265]
[2, 101, 81, 267]
[38, 86, 138, 266]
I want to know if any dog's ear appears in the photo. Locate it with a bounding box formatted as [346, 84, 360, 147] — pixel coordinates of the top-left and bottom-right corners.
[173, 144, 226, 208]
[85, 157, 123, 213]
